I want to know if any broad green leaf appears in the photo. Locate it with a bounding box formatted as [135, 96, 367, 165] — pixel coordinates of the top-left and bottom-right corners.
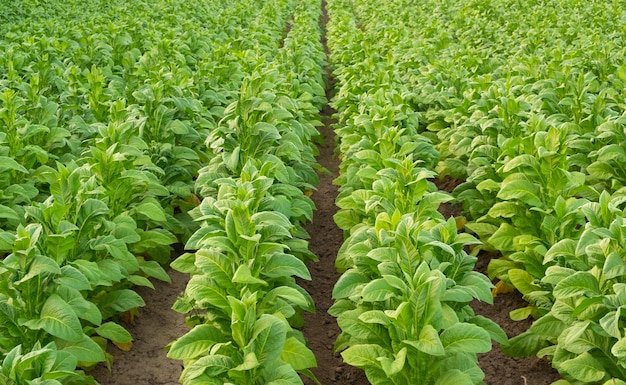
[361, 278, 395, 302]
[0, 156, 28, 173]
[168, 324, 227, 360]
[280, 337, 316, 371]
[497, 179, 543, 207]
[263, 253, 311, 280]
[138, 259, 171, 283]
[600, 309, 622, 339]
[529, 315, 566, 339]
[187, 274, 229, 310]
[56, 265, 91, 291]
[170, 252, 198, 274]
[468, 315, 508, 345]
[0, 204, 19, 220]
[502, 331, 549, 357]
[379, 347, 406, 376]
[440, 322, 491, 354]
[332, 270, 369, 299]
[57, 286, 102, 326]
[464, 222, 499, 239]
[434, 369, 474, 385]
[17, 255, 61, 284]
[553, 272, 600, 299]
[97, 289, 145, 318]
[559, 352, 606, 382]
[487, 223, 518, 252]
[22, 294, 82, 342]
[268, 286, 313, 311]
[252, 314, 287, 364]
[404, 324, 445, 356]
[508, 269, 541, 296]
[232, 351, 260, 371]
[134, 201, 166, 222]
[182, 354, 234, 380]
[612, 337, 626, 358]
[359, 310, 391, 326]
[96, 322, 132, 344]
[503, 154, 539, 173]
[58, 334, 106, 363]
[232, 264, 267, 286]
[342, 344, 389, 369]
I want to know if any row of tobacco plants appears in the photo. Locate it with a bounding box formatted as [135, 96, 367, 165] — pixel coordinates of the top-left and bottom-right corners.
[325, 0, 507, 384]
[0, 0, 325, 383]
[326, 0, 626, 384]
[166, 0, 329, 383]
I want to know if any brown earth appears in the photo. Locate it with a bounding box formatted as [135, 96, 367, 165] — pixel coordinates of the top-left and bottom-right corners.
[90, 270, 188, 385]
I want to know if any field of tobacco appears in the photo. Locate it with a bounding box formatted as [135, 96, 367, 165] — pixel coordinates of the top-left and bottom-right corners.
[1, 0, 626, 384]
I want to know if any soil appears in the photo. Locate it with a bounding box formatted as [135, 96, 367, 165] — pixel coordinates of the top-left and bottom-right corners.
[91, 6, 562, 385]
[90, 270, 189, 385]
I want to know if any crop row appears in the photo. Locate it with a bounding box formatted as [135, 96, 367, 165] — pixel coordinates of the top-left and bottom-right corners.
[325, 0, 506, 384]
[0, 0, 326, 383]
[166, 0, 328, 383]
[326, 0, 626, 384]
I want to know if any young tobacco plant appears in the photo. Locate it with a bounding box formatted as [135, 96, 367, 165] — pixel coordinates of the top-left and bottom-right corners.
[459, 126, 593, 319]
[331, 213, 505, 385]
[504, 192, 626, 384]
[0, 342, 98, 385]
[0, 224, 108, 367]
[169, 162, 318, 384]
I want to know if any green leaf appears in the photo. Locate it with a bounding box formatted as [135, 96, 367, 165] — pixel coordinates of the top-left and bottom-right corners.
[22, 294, 82, 342]
[487, 223, 518, 252]
[502, 331, 549, 357]
[182, 354, 234, 380]
[497, 179, 543, 207]
[96, 322, 132, 344]
[170, 252, 198, 274]
[280, 337, 317, 371]
[263, 253, 311, 280]
[168, 324, 227, 360]
[332, 270, 369, 299]
[253, 314, 287, 365]
[468, 315, 508, 345]
[361, 278, 396, 302]
[553, 272, 600, 299]
[440, 322, 491, 354]
[379, 347, 406, 376]
[269, 286, 313, 311]
[97, 289, 145, 318]
[559, 352, 606, 382]
[187, 274, 229, 310]
[232, 351, 260, 371]
[600, 309, 622, 339]
[341, 344, 389, 369]
[0, 204, 19, 220]
[232, 264, 267, 286]
[404, 324, 445, 356]
[612, 337, 626, 358]
[58, 334, 106, 364]
[434, 369, 474, 385]
[508, 269, 541, 296]
[56, 266, 91, 291]
[0, 156, 28, 173]
[359, 310, 391, 326]
[134, 201, 166, 222]
[138, 259, 171, 283]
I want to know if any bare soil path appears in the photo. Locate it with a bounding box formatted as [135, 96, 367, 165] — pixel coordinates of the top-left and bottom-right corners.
[90, 270, 189, 385]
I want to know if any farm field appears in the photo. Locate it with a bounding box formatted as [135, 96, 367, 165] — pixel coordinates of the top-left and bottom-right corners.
[2, 0, 626, 384]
